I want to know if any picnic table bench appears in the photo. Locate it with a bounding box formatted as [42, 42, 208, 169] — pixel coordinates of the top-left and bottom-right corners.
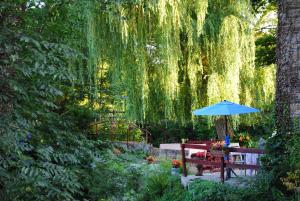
[181, 141, 265, 182]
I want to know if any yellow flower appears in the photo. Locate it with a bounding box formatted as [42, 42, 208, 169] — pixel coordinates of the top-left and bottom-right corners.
[246, 136, 250, 141]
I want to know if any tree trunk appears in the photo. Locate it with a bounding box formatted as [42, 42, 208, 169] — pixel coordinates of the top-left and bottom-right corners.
[276, 0, 300, 132]
[215, 117, 234, 140]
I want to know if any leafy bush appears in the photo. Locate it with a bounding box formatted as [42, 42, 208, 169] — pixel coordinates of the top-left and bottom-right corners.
[144, 120, 215, 147]
[154, 176, 186, 201]
[187, 180, 237, 201]
[66, 105, 98, 132]
[186, 176, 289, 201]
[82, 150, 146, 201]
[261, 130, 300, 197]
[281, 132, 300, 194]
[0, 2, 109, 200]
[140, 171, 185, 201]
[193, 117, 216, 140]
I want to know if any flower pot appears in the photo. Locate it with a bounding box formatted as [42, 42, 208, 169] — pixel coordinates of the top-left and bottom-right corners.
[171, 167, 180, 175]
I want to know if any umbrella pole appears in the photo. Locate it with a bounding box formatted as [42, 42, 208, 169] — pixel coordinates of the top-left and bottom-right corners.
[224, 115, 231, 180]
[225, 115, 228, 135]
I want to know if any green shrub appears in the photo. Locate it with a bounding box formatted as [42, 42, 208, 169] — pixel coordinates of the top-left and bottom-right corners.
[187, 180, 237, 201]
[140, 172, 185, 201]
[155, 176, 186, 201]
[185, 173, 291, 201]
[82, 150, 147, 201]
[143, 172, 170, 200]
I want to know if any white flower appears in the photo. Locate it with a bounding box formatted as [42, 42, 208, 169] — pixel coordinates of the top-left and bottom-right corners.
[269, 130, 277, 139]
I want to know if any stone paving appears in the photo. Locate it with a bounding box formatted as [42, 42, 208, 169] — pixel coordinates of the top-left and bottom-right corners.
[181, 169, 255, 188]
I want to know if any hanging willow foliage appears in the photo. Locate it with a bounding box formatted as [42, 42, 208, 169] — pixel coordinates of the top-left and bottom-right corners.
[85, 0, 275, 126]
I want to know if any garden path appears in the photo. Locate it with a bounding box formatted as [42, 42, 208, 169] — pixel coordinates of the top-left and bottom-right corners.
[181, 173, 253, 188]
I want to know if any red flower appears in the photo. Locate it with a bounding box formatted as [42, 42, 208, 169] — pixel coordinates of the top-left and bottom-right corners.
[195, 152, 205, 158]
[172, 160, 182, 168]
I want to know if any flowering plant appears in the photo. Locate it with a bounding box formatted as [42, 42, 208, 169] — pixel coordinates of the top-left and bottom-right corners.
[210, 141, 230, 156]
[172, 159, 182, 168]
[235, 133, 251, 147]
[113, 148, 121, 155]
[211, 141, 225, 150]
[146, 156, 155, 164]
[281, 163, 300, 191]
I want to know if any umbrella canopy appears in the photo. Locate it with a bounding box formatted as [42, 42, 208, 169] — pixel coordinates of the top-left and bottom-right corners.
[192, 100, 260, 116]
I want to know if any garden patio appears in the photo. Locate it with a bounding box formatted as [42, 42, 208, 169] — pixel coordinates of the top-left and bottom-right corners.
[1, 0, 300, 201]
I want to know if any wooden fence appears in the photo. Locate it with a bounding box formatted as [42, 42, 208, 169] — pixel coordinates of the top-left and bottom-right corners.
[181, 141, 265, 183]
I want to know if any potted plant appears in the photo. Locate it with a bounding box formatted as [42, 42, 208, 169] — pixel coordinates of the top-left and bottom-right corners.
[235, 133, 251, 147]
[210, 141, 226, 157]
[171, 159, 182, 175]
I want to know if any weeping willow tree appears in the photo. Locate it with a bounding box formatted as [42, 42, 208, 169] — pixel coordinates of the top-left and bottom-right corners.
[84, 0, 275, 126]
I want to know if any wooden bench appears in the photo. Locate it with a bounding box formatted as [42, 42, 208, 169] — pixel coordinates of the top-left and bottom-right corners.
[181, 141, 265, 182]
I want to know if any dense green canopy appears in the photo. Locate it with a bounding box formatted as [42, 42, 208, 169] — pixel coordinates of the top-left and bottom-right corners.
[85, 0, 275, 125]
[2, 1, 300, 201]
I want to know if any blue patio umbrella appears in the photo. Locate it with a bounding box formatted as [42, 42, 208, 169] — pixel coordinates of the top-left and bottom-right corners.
[193, 100, 260, 142]
[193, 100, 260, 116]
[193, 100, 260, 180]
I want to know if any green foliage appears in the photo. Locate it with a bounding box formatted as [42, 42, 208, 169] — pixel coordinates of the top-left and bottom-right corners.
[142, 172, 170, 199]
[282, 163, 300, 191]
[260, 129, 300, 200]
[0, 1, 98, 200]
[193, 117, 216, 140]
[238, 102, 275, 139]
[279, 133, 300, 195]
[0, 1, 293, 201]
[66, 105, 98, 132]
[85, 0, 275, 127]
[187, 180, 238, 201]
[144, 121, 199, 146]
[95, 121, 144, 142]
[131, 165, 300, 201]
[251, 0, 277, 13]
[151, 177, 186, 201]
[139, 165, 185, 201]
[255, 33, 276, 67]
[182, 174, 291, 201]
[82, 151, 146, 201]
